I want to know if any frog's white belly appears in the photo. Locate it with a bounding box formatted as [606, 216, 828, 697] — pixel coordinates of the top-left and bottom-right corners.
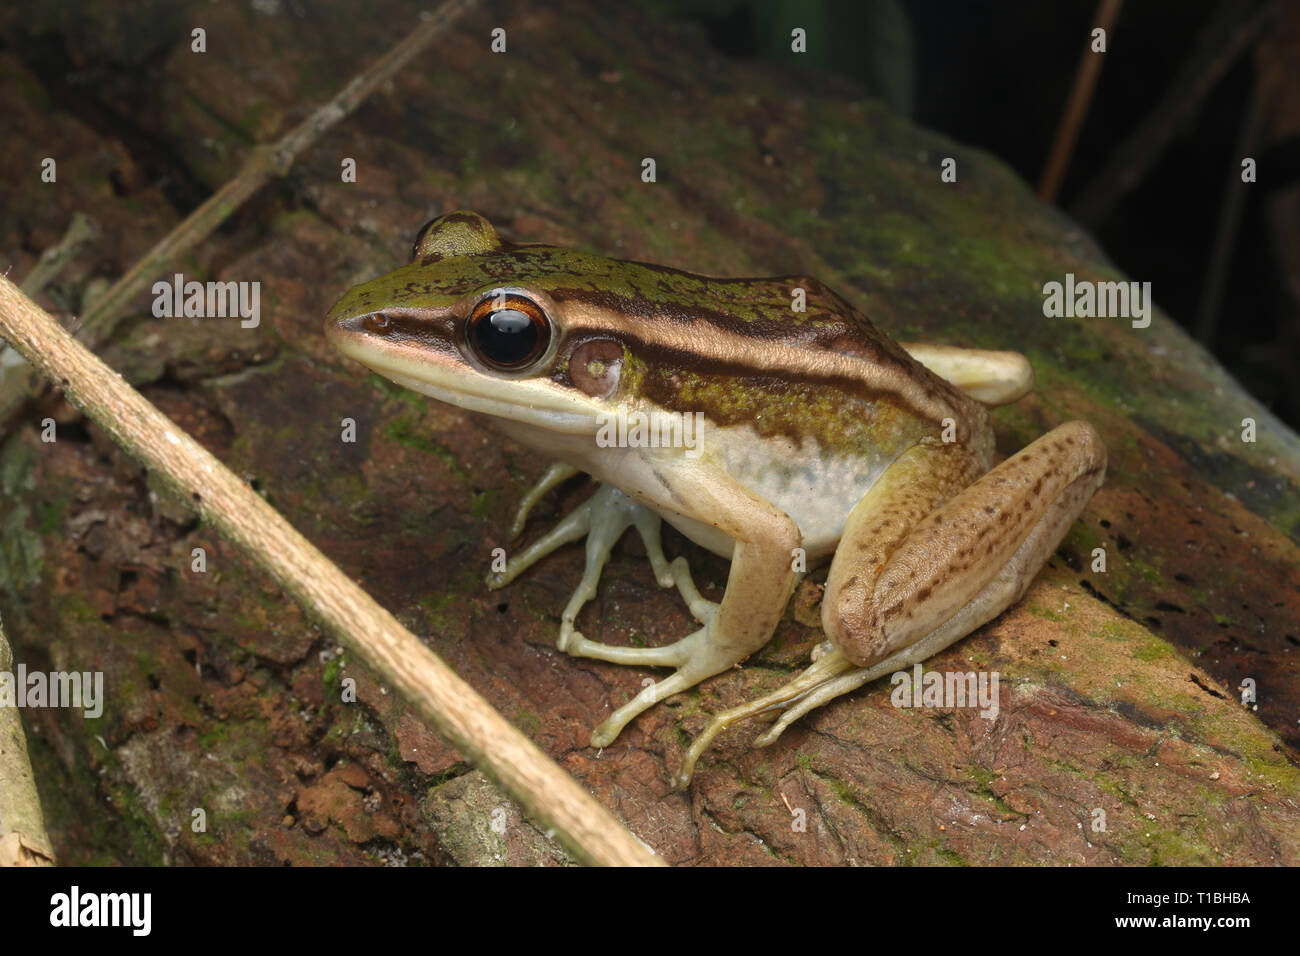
[709, 425, 897, 557]
[494, 417, 901, 562]
[614, 424, 902, 560]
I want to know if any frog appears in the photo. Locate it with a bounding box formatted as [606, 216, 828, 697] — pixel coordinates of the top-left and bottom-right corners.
[325, 211, 1107, 788]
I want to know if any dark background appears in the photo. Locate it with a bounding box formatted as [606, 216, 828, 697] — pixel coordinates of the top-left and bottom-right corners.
[660, 0, 1297, 429]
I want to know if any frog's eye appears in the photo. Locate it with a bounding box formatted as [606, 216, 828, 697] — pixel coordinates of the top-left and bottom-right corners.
[466, 292, 552, 372]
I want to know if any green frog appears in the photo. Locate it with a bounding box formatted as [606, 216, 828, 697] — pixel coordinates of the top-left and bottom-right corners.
[325, 211, 1106, 787]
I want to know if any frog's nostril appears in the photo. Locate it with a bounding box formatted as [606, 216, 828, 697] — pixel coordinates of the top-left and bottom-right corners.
[364, 312, 392, 333]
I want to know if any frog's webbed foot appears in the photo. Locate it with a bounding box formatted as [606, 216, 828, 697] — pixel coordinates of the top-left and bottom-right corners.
[494, 461, 804, 759]
[486, 477, 676, 653]
[487, 469, 732, 746]
[672, 648, 853, 788]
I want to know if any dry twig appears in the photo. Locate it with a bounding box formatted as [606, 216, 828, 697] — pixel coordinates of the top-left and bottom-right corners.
[1069, 0, 1280, 224]
[1038, 0, 1123, 202]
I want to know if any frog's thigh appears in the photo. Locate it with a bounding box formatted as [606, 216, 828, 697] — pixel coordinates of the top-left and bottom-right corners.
[588, 468, 800, 747]
[825, 420, 1106, 668]
[900, 342, 1034, 405]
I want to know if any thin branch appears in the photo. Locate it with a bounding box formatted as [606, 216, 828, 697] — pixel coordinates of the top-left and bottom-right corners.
[18, 212, 100, 298]
[0, 0, 478, 426]
[0, 277, 662, 867]
[1195, 68, 1264, 345]
[1069, 0, 1280, 225]
[1038, 0, 1123, 202]
[0, 613, 55, 866]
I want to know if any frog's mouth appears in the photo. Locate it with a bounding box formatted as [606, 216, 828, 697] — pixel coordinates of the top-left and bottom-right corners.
[325, 310, 601, 435]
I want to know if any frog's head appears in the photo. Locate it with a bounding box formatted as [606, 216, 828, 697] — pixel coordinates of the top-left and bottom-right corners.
[325, 211, 638, 437]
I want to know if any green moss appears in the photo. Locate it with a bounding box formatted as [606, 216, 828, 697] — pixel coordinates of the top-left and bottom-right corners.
[382, 415, 467, 480]
[514, 708, 541, 738]
[1098, 620, 1131, 643]
[930, 842, 968, 866]
[471, 488, 498, 519]
[1028, 605, 1064, 624]
[426, 763, 470, 789]
[964, 766, 1022, 819]
[98, 763, 168, 865]
[0, 438, 45, 598]
[366, 373, 427, 410]
[419, 591, 458, 632]
[34, 492, 68, 534]
[1131, 641, 1174, 663]
[322, 655, 343, 689]
[1129, 820, 1220, 866]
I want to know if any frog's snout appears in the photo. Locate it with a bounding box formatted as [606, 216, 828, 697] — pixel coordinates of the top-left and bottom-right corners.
[325, 302, 385, 349]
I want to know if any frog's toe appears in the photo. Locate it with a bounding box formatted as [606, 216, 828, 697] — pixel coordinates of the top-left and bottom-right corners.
[590, 658, 703, 748]
[556, 623, 583, 653]
[674, 649, 858, 787]
[543, 486, 694, 664]
[668, 556, 719, 625]
[560, 626, 698, 668]
[508, 461, 581, 538]
[489, 497, 594, 589]
[589, 719, 622, 750]
[589, 626, 740, 748]
[750, 667, 875, 747]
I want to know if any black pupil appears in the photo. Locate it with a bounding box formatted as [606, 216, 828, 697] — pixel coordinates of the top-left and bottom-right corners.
[475, 308, 539, 366]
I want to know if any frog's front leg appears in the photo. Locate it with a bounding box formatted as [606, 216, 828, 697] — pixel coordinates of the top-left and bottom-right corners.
[506, 461, 580, 538]
[587, 465, 801, 748]
[486, 480, 674, 650]
[675, 421, 1106, 786]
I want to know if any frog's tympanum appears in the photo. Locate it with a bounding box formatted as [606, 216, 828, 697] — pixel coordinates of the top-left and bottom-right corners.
[326, 212, 1106, 786]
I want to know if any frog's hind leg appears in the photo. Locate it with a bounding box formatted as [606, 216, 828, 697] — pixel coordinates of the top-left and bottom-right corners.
[674, 422, 1106, 787]
[900, 343, 1034, 406]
